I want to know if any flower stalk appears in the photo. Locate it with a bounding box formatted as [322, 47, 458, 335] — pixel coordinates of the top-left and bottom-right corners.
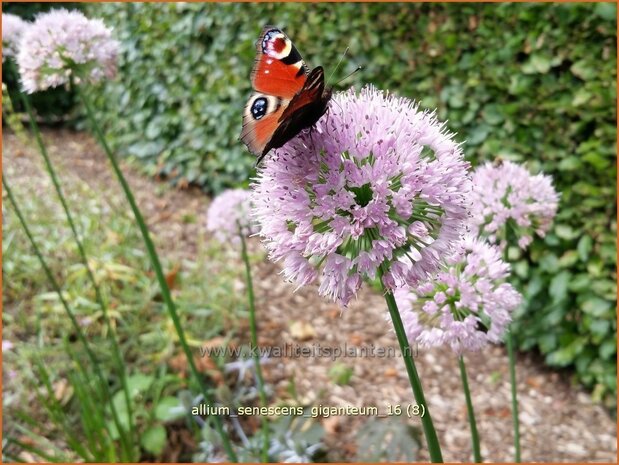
[239, 233, 269, 462]
[76, 86, 238, 462]
[507, 332, 521, 462]
[380, 267, 443, 463]
[503, 242, 521, 463]
[459, 356, 482, 463]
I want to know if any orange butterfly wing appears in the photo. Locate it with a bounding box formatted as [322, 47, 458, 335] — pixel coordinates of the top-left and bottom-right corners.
[251, 26, 308, 99]
[240, 27, 331, 161]
[240, 96, 286, 156]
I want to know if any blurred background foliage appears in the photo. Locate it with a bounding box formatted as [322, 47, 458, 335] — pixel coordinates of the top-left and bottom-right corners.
[5, 2, 617, 406]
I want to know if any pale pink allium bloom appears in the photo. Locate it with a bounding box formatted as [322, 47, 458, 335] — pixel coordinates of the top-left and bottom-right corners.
[16, 9, 118, 93]
[251, 86, 471, 306]
[392, 235, 522, 355]
[469, 161, 559, 250]
[2, 13, 28, 61]
[2, 340, 14, 352]
[206, 189, 257, 246]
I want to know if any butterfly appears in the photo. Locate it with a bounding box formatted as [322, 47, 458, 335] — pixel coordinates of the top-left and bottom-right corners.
[240, 26, 333, 165]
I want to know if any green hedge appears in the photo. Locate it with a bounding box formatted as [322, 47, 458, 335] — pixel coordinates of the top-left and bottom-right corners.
[89, 3, 617, 404]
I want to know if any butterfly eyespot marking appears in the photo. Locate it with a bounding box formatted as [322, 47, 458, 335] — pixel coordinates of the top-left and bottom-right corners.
[262, 30, 292, 60]
[251, 97, 269, 120]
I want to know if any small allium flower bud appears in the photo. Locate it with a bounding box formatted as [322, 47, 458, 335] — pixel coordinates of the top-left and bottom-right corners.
[2, 13, 28, 61]
[251, 86, 471, 306]
[206, 189, 257, 246]
[16, 9, 118, 93]
[392, 235, 522, 355]
[469, 161, 559, 250]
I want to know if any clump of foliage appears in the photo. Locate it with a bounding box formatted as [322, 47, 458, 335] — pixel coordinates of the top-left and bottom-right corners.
[2, 151, 246, 460]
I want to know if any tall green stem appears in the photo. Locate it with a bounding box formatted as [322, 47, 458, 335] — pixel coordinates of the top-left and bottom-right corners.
[379, 268, 443, 463]
[18, 90, 136, 454]
[3, 175, 132, 461]
[507, 333, 521, 462]
[239, 234, 269, 462]
[76, 87, 237, 462]
[503, 246, 521, 463]
[458, 356, 482, 462]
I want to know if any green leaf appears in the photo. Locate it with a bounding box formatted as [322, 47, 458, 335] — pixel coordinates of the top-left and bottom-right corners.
[582, 151, 610, 170]
[558, 156, 581, 171]
[572, 89, 592, 107]
[538, 333, 557, 354]
[522, 54, 551, 74]
[581, 297, 613, 317]
[141, 425, 167, 455]
[547, 338, 586, 366]
[549, 271, 571, 303]
[481, 104, 504, 125]
[594, 2, 617, 21]
[127, 374, 155, 397]
[558, 251, 579, 268]
[155, 396, 184, 422]
[555, 224, 577, 240]
[599, 338, 616, 360]
[589, 319, 610, 339]
[577, 236, 593, 261]
[570, 60, 596, 81]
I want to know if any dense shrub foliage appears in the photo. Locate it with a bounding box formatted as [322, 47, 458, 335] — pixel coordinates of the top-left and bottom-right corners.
[88, 3, 617, 404]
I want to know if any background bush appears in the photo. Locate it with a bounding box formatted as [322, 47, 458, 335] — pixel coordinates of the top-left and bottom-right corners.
[16, 3, 619, 405]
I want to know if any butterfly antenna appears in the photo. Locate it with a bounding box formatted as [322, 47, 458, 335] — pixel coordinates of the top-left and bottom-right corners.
[334, 65, 363, 87]
[326, 47, 350, 86]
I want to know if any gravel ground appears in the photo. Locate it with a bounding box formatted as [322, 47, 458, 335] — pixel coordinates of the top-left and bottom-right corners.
[3, 129, 617, 462]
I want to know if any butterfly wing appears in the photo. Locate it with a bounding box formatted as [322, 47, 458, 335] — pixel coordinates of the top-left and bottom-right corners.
[278, 66, 329, 123]
[240, 27, 331, 161]
[251, 26, 309, 99]
[240, 93, 288, 156]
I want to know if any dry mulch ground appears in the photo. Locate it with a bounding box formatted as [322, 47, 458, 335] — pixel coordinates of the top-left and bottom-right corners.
[3, 129, 617, 462]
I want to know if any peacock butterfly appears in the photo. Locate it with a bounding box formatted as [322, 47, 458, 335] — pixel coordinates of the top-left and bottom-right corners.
[240, 26, 332, 165]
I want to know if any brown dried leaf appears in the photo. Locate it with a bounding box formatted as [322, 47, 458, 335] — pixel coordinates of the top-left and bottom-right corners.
[290, 321, 316, 341]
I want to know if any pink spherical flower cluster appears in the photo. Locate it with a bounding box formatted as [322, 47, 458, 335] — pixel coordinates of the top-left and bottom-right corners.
[2, 13, 28, 61]
[206, 189, 258, 246]
[16, 9, 118, 93]
[251, 86, 471, 306]
[392, 235, 522, 355]
[469, 161, 559, 250]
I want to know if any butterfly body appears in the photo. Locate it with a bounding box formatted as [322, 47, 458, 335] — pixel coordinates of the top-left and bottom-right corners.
[240, 27, 332, 164]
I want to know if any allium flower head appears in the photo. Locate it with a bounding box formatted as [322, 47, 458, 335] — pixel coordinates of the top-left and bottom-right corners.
[393, 235, 522, 355]
[251, 86, 471, 306]
[469, 160, 559, 250]
[2, 13, 28, 61]
[206, 189, 257, 245]
[16, 9, 118, 93]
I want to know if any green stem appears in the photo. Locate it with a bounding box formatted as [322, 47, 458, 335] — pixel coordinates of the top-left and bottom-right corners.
[379, 268, 443, 463]
[76, 87, 237, 462]
[503, 245, 521, 463]
[240, 234, 269, 462]
[19, 90, 136, 457]
[507, 333, 521, 462]
[2, 175, 131, 461]
[458, 356, 482, 462]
